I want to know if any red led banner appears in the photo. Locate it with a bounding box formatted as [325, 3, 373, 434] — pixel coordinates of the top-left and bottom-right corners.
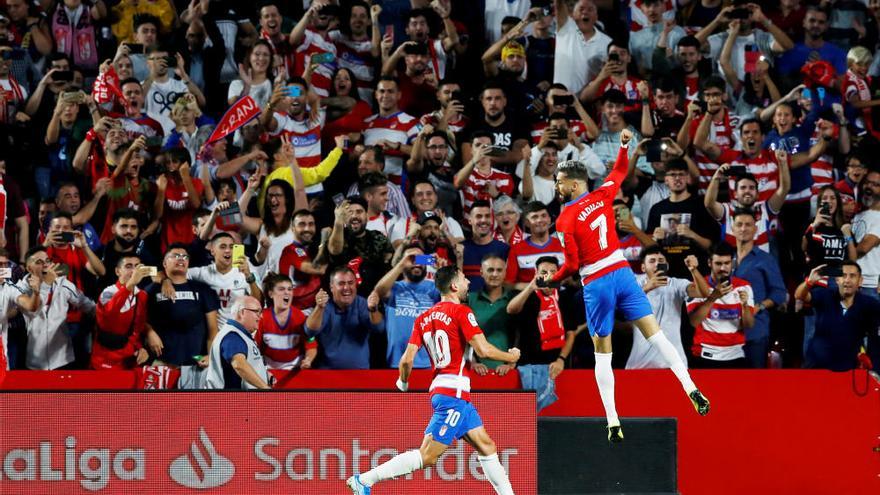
[0, 391, 536, 494]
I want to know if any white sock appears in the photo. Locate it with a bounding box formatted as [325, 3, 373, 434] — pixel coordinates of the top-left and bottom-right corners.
[359, 449, 423, 487]
[594, 352, 619, 426]
[478, 453, 515, 495]
[647, 332, 697, 393]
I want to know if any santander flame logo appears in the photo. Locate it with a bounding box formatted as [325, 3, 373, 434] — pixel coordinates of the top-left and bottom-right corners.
[169, 428, 235, 489]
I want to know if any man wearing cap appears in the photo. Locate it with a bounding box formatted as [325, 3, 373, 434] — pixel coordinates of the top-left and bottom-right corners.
[392, 209, 459, 270]
[389, 179, 464, 248]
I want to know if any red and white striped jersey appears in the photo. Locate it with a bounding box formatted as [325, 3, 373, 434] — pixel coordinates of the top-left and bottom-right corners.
[294, 29, 336, 97]
[363, 111, 419, 178]
[278, 242, 322, 310]
[461, 168, 515, 220]
[256, 307, 310, 369]
[594, 75, 645, 114]
[409, 301, 483, 400]
[687, 276, 755, 361]
[720, 201, 776, 252]
[366, 212, 397, 237]
[530, 119, 588, 145]
[619, 233, 643, 273]
[330, 32, 377, 103]
[269, 110, 326, 191]
[688, 112, 741, 194]
[717, 148, 780, 203]
[505, 235, 565, 284]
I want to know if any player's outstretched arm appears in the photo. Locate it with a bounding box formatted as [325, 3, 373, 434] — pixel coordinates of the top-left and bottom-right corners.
[396, 343, 419, 391]
[469, 334, 520, 364]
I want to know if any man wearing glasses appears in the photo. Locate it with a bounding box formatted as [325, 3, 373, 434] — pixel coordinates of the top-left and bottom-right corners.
[853, 169, 880, 301]
[143, 244, 219, 368]
[205, 295, 271, 389]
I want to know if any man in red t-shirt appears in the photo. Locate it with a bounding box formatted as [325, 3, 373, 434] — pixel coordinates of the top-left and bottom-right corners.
[278, 210, 328, 312]
[155, 147, 203, 251]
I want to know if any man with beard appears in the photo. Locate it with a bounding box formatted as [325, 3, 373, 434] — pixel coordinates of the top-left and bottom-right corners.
[706, 161, 790, 252]
[462, 201, 510, 292]
[99, 136, 156, 244]
[393, 210, 458, 272]
[506, 202, 565, 289]
[328, 197, 393, 295]
[796, 261, 880, 371]
[646, 160, 718, 278]
[480, 36, 532, 115]
[362, 77, 419, 183]
[777, 5, 847, 79]
[306, 266, 384, 369]
[381, 41, 438, 118]
[390, 180, 464, 248]
[330, 1, 381, 103]
[99, 209, 157, 290]
[553, 0, 611, 98]
[142, 45, 206, 135]
[461, 83, 530, 171]
[290, 0, 340, 96]
[695, 3, 794, 82]
[143, 244, 220, 368]
[279, 210, 328, 313]
[73, 118, 130, 196]
[853, 169, 880, 300]
[652, 36, 711, 105]
[524, 113, 603, 184]
[687, 243, 754, 368]
[372, 246, 440, 368]
[346, 146, 411, 218]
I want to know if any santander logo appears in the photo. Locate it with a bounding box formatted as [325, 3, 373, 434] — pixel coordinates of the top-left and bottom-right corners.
[169, 428, 235, 489]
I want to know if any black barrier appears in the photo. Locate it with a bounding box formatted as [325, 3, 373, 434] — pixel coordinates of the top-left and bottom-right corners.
[538, 417, 677, 495]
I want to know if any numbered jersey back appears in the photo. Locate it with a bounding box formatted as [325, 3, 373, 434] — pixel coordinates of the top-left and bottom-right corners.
[409, 301, 483, 379]
[556, 185, 621, 266]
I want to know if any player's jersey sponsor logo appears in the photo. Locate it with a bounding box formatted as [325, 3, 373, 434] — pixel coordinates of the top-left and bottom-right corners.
[169, 428, 234, 489]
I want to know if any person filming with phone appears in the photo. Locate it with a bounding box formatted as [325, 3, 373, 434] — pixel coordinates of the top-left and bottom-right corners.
[91, 255, 152, 370]
[687, 243, 755, 368]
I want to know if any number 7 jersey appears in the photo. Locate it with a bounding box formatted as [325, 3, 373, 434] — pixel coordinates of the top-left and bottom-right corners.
[409, 301, 483, 401]
[553, 146, 632, 286]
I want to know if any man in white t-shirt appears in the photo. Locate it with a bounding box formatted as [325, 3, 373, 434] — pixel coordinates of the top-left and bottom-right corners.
[142, 46, 206, 135]
[359, 171, 399, 237]
[853, 169, 880, 299]
[182, 232, 263, 328]
[627, 247, 710, 369]
[553, 0, 611, 99]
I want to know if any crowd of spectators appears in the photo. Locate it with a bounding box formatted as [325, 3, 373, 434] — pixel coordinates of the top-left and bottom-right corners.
[0, 0, 879, 386]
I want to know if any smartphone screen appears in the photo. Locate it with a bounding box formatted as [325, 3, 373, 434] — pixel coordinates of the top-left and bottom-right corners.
[744, 46, 760, 74]
[414, 254, 435, 266]
[656, 263, 669, 274]
[0, 268, 11, 279]
[232, 244, 246, 265]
